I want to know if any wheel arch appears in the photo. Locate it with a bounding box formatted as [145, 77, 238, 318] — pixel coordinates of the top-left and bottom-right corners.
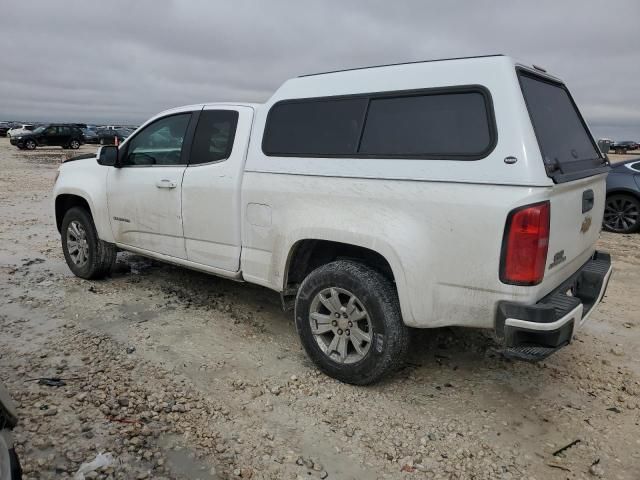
[55, 194, 94, 233]
[606, 188, 640, 200]
[280, 236, 414, 325]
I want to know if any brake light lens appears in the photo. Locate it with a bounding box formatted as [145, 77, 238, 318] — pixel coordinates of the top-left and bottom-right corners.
[500, 201, 550, 285]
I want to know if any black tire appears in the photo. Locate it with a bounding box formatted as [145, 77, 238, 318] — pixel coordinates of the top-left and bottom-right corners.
[9, 448, 22, 479]
[99, 138, 105, 145]
[24, 139, 36, 150]
[294, 260, 409, 385]
[603, 194, 640, 234]
[70, 139, 80, 149]
[61, 207, 116, 279]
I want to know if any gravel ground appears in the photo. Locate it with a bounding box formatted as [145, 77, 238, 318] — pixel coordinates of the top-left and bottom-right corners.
[0, 137, 639, 479]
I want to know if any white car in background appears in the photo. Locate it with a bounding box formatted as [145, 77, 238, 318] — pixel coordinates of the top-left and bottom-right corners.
[7, 124, 35, 138]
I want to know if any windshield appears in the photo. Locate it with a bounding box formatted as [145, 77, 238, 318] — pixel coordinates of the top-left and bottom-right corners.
[518, 70, 606, 183]
[32, 126, 46, 134]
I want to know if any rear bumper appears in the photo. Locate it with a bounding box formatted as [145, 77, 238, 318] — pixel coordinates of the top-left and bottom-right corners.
[495, 251, 612, 362]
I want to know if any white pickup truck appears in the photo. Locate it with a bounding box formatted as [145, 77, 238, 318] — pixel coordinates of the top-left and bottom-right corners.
[53, 55, 612, 384]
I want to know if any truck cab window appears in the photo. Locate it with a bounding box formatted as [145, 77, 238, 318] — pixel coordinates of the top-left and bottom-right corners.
[190, 110, 239, 165]
[122, 113, 191, 166]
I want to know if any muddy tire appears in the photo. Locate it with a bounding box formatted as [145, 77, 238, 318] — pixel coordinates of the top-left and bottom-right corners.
[61, 207, 116, 279]
[294, 260, 409, 385]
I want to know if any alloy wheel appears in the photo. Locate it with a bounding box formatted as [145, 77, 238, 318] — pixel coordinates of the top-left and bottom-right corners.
[66, 220, 90, 267]
[309, 287, 372, 364]
[604, 196, 639, 232]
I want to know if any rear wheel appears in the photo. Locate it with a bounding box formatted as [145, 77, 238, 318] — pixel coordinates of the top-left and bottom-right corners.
[24, 139, 36, 150]
[603, 194, 640, 233]
[70, 139, 80, 149]
[294, 260, 409, 385]
[99, 138, 105, 145]
[61, 207, 116, 279]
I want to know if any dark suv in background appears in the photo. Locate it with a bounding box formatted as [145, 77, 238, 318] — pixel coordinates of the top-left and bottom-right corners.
[10, 124, 84, 150]
[611, 140, 639, 154]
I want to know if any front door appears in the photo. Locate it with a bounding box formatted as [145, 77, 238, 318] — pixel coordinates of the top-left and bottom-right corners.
[40, 126, 57, 146]
[181, 106, 252, 271]
[107, 111, 194, 259]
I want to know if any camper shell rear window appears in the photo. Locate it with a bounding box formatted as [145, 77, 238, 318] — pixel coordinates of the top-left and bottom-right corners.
[517, 68, 609, 183]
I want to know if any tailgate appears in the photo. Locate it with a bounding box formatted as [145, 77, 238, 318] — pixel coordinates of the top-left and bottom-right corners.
[543, 173, 607, 293]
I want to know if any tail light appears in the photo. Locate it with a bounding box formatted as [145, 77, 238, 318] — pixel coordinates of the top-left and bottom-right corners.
[500, 201, 550, 285]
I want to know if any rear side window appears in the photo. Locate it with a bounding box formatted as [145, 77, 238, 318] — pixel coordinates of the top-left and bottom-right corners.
[190, 110, 239, 164]
[518, 70, 606, 182]
[360, 92, 492, 156]
[263, 98, 368, 156]
[262, 88, 495, 159]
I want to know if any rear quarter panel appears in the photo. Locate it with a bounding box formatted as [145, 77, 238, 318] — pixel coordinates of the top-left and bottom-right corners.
[241, 172, 552, 328]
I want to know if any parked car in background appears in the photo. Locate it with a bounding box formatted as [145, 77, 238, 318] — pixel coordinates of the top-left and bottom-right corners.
[97, 128, 133, 145]
[7, 124, 35, 138]
[610, 140, 639, 154]
[0, 123, 10, 137]
[10, 124, 84, 150]
[604, 158, 640, 233]
[0, 383, 22, 479]
[81, 128, 99, 144]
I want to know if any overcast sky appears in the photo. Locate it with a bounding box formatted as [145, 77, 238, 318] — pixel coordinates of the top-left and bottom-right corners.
[1, 0, 638, 139]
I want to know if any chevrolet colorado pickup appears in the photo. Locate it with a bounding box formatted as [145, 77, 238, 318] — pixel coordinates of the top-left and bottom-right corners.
[53, 55, 613, 384]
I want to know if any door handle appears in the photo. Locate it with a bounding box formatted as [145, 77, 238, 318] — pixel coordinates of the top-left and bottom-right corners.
[156, 179, 177, 189]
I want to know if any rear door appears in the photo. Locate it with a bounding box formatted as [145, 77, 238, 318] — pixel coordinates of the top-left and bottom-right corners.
[57, 126, 71, 146]
[181, 106, 253, 272]
[518, 69, 609, 286]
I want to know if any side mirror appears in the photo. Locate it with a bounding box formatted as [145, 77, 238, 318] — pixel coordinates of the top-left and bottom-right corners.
[97, 145, 120, 167]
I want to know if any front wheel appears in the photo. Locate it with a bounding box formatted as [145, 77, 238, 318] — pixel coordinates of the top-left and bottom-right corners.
[61, 207, 116, 279]
[294, 260, 409, 385]
[603, 194, 640, 233]
[24, 139, 36, 150]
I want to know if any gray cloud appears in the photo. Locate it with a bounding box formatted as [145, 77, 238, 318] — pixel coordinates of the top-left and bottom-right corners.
[1, 0, 638, 139]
